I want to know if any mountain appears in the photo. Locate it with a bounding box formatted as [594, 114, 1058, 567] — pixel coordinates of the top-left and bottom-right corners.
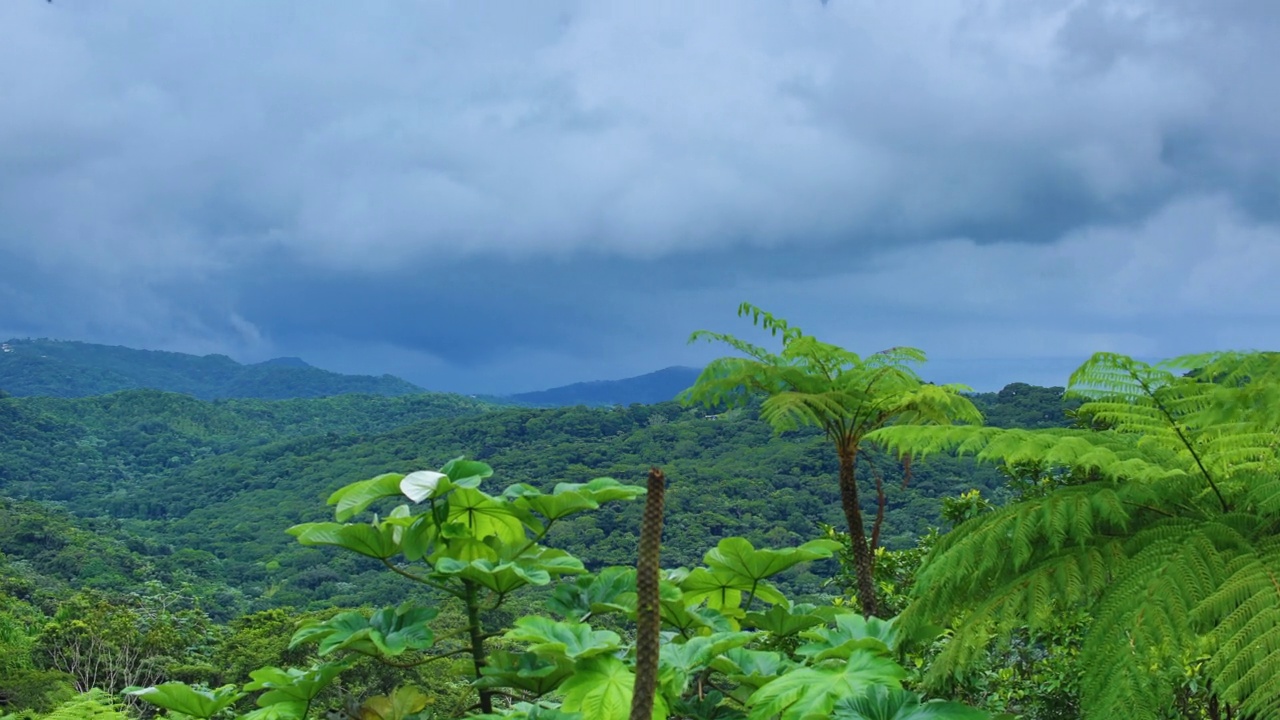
[0, 339, 424, 400]
[507, 365, 702, 406]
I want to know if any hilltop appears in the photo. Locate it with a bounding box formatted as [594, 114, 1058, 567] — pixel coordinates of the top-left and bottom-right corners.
[0, 339, 423, 400]
[506, 366, 702, 407]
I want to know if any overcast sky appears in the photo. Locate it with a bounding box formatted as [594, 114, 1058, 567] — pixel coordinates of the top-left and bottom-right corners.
[3, 1, 1279, 394]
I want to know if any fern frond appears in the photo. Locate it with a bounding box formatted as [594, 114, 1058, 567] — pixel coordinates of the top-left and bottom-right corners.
[894, 350, 1280, 717]
[1194, 539, 1280, 716]
[1069, 352, 1178, 402]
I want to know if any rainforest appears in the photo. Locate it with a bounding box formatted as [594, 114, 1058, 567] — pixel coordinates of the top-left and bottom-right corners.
[2, 306, 1277, 720]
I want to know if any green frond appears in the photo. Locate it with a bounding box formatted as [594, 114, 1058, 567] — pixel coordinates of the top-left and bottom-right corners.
[686, 306, 979, 448]
[687, 331, 779, 366]
[1194, 540, 1280, 716]
[892, 349, 1280, 718]
[1069, 352, 1180, 401]
[904, 486, 1133, 626]
[916, 540, 1126, 677]
[1245, 478, 1280, 515]
[759, 391, 850, 434]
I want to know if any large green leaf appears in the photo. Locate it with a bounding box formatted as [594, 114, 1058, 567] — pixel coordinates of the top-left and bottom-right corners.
[446, 488, 527, 543]
[240, 704, 307, 720]
[358, 686, 431, 720]
[797, 614, 899, 661]
[505, 616, 623, 661]
[477, 650, 576, 696]
[560, 657, 667, 720]
[127, 683, 243, 719]
[245, 661, 352, 706]
[743, 604, 825, 638]
[292, 604, 438, 658]
[712, 647, 796, 695]
[704, 538, 840, 584]
[747, 651, 906, 720]
[547, 567, 637, 620]
[505, 484, 601, 521]
[472, 702, 583, 720]
[290, 611, 374, 655]
[441, 456, 494, 483]
[329, 472, 406, 522]
[398, 515, 437, 562]
[367, 604, 438, 656]
[660, 631, 758, 696]
[832, 686, 990, 720]
[435, 557, 552, 594]
[681, 568, 786, 610]
[288, 521, 400, 559]
[662, 597, 735, 635]
[552, 477, 646, 504]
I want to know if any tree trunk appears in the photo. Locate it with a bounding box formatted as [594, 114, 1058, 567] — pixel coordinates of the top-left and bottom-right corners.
[838, 447, 879, 617]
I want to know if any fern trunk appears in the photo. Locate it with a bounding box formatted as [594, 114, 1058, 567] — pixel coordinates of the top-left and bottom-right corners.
[630, 467, 666, 720]
[838, 447, 879, 617]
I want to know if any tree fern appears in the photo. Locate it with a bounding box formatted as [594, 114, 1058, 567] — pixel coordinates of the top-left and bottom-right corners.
[871, 351, 1280, 718]
[37, 692, 129, 720]
[684, 304, 981, 616]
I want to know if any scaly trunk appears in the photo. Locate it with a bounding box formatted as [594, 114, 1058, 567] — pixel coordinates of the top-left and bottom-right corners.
[630, 467, 666, 720]
[838, 447, 879, 617]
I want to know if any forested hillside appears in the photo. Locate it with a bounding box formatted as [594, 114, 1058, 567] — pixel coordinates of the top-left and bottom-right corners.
[11, 344, 1267, 718]
[0, 339, 424, 399]
[0, 345, 1094, 719]
[0, 381, 1073, 615]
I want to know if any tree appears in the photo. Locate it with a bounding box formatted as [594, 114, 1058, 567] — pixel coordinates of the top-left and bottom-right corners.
[36, 590, 209, 698]
[682, 304, 981, 616]
[872, 350, 1280, 718]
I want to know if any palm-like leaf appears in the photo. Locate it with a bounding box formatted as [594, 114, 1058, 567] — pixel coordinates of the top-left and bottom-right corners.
[869, 351, 1280, 718]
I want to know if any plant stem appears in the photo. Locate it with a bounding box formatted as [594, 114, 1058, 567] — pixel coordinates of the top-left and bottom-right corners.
[630, 467, 666, 720]
[463, 579, 493, 714]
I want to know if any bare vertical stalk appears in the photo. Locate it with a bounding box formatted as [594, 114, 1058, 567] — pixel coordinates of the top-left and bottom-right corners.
[630, 467, 666, 720]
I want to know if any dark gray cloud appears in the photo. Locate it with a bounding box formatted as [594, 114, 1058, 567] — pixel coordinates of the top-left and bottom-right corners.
[3, 1, 1280, 393]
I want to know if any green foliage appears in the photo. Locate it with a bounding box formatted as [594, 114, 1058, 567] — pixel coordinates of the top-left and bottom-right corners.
[32, 691, 130, 720]
[0, 339, 424, 399]
[292, 604, 438, 657]
[130, 456, 987, 720]
[745, 651, 906, 720]
[126, 683, 243, 719]
[357, 686, 434, 720]
[683, 305, 980, 441]
[873, 350, 1280, 718]
[683, 303, 982, 616]
[832, 686, 990, 720]
[0, 373, 1066, 614]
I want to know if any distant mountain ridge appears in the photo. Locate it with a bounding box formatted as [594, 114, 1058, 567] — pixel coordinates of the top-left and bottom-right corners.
[507, 365, 702, 407]
[0, 338, 424, 400]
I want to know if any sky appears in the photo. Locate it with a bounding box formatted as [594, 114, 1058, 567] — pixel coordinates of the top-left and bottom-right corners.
[3, 1, 1280, 394]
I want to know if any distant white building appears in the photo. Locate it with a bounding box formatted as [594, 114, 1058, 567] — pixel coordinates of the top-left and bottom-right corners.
[1, 343, 11, 353]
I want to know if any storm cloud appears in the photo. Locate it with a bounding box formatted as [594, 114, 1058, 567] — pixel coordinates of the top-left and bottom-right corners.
[2, 0, 1279, 392]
